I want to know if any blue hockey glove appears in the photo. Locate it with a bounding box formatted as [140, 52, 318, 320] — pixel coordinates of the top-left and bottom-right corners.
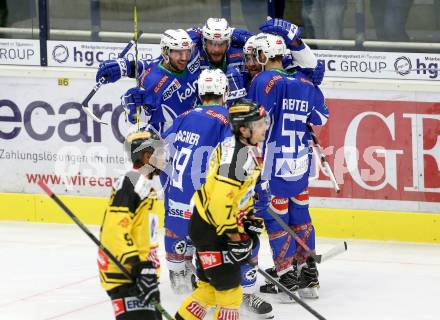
[310, 60, 325, 86]
[225, 66, 246, 103]
[122, 87, 157, 124]
[96, 58, 132, 84]
[259, 18, 302, 50]
[253, 180, 270, 216]
[297, 60, 325, 86]
[231, 28, 254, 47]
[132, 261, 160, 306]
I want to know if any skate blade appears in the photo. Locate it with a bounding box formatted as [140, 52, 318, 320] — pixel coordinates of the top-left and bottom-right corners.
[299, 287, 319, 299]
[240, 307, 275, 319]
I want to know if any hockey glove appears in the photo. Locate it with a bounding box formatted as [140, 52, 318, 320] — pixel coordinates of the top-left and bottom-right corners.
[310, 60, 325, 86]
[243, 217, 264, 236]
[243, 217, 264, 249]
[132, 261, 160, 306]
[253, 180, 270, 216]
[231, 28, 254, 47]
[122, 87, 157, 124]
[96, 58, 132, 84]
[225, 66, 246, 103]
[227, 236, 253, 264]
[259, 18, 302, 50]
[296, 60, 325, 86]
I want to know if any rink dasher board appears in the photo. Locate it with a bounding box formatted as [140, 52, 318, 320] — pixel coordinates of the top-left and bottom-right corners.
[0, 66, 439, 243]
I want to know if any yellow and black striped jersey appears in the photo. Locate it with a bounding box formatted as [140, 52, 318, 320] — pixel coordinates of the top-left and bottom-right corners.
[98, 169, 160, 291]
[193, 136, 262, 236]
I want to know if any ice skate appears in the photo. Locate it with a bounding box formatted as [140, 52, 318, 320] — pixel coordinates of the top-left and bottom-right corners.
[298, 257, 320, 299]
[241, 293, 274, 319]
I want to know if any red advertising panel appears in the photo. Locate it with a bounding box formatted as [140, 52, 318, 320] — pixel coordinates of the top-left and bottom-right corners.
[310, 99, 440, 203]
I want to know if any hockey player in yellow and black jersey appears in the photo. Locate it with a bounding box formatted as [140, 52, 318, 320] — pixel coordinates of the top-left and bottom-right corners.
[98, 131, 165, 320]
[176, 100, 269, 320]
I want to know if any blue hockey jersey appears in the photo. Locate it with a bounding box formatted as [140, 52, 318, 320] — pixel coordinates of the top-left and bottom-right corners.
[139, 60, 200, 132]
[247, 68, 329, 197]
[162, 104, 232, 206]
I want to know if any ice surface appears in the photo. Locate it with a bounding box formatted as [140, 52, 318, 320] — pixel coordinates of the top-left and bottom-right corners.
[1, 221, 439, 320]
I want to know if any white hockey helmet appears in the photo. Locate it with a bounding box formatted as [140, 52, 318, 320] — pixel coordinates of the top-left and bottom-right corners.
[160, 29, 193, 58]
[198, 68, 229, 101]
[202, 18, 232, 43]
[253, 32, 287, 65]
[243, 35, 257, 55]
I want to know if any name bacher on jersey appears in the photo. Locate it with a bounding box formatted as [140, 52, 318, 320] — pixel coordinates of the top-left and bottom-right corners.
[174, 129, 201, 146]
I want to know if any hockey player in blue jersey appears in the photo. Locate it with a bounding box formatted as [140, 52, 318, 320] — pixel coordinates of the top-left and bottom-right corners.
[226, 19, 325, 105]
[96, 29, 199, 132]
[186, 17, 252, 73]
[161, 68, 231, 295]
[247, 32, 329, 300]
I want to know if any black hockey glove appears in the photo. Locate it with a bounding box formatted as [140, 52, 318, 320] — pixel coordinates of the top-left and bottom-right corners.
[243, 217, 264, 249]
[132, 261, 160, 305]
[243, 217, 264, 236]
[227, 237, 253, 265]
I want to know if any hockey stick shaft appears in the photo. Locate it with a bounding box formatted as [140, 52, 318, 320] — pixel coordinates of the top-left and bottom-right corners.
[256, 266, 327, 320]
[37, 180, 175, 320]
[267, 207, 347, 263]
[307, 124, 340, 193]
[81, 31, 144, 125]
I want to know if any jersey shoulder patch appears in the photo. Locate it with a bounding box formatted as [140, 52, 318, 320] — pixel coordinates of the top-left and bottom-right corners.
[219, 136, 236, 165]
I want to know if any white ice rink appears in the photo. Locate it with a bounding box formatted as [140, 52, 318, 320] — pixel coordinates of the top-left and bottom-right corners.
[1, 221, 440, 320]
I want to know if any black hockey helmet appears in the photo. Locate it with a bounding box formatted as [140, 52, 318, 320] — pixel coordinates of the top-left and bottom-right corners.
[124, 130, 162, 166]
[228, 99, 267, 136]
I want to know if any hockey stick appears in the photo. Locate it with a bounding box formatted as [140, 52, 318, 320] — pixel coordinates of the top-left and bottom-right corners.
[307, 124, 340, 193]
[267, 207, 347, 264]
[256, 266, 327, 320]
[81, 31, 144, 125]
[37, 180, 175, 320]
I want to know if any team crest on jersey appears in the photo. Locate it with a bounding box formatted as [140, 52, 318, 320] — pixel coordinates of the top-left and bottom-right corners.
[163, 78, 181, 101]
[265, 74, 283, 94]
[154, 75, 169, 93]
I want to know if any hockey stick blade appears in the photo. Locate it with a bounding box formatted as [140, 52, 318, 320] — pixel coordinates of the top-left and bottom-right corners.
[256, 266, 327, 320]
[319, 241, 348, 263]
[81, 77, 108, 125]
